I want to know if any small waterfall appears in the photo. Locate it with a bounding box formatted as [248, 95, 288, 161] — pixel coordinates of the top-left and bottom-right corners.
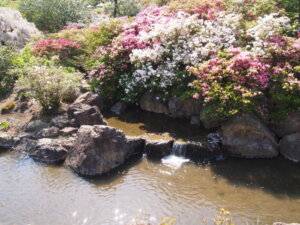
[162, 141, 190, 169]
[171, 141, 187, 157]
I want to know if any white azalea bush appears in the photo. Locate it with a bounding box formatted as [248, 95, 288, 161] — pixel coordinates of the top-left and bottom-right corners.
[27, 0, 300, 122]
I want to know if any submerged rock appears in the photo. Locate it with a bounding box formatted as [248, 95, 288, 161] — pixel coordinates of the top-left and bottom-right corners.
[145, 139, 174, 159]
[29, 138, 68, 164]
[68, 103, 106, 127]
[66, 125, 145, 176]
[140, 92, 168, 115]
[168, 97, 201, 118]
[279, 133, 300, 162]
[221, 114, 278, 158]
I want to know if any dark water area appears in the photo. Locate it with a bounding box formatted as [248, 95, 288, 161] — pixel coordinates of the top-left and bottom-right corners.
[1, 108, 300, 225]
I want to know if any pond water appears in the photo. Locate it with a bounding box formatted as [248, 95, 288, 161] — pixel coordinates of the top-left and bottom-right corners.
[1, 108, 300, 225]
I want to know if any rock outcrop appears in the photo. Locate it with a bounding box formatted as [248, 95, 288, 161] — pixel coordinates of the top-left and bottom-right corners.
[29, 138, 68, 164]
[66, 125, 145, 176]
[145, 139, 174, 158]
[68, 103, 106, 127]
[221, 114, 278, 158]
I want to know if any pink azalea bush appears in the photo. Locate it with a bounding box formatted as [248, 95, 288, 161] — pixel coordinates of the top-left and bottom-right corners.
[30, 0, 300, 122]
[34, 38, 80, 59]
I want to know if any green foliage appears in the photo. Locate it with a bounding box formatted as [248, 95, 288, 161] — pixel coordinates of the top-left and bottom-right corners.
[277, 0, 300, 14]
[19, 0, 90, 32]
[0, 121, 10, 130]
[17, 60, 84, 113]
[0, 45, 18, 96]
[103, 0, 143, 17]
[0, 0, 21, 8]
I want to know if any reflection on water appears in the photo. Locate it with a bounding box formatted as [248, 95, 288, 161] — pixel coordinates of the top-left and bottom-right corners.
[103, 107, 209, 141]
[1, 108, 300, 225]
[1, 150, 300, 225]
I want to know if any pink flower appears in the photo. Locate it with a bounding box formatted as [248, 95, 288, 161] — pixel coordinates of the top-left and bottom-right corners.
[193, 93, 200, 99]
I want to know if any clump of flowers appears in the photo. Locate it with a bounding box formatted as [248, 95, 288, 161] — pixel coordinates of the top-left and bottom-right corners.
[34, 38, 80, 59]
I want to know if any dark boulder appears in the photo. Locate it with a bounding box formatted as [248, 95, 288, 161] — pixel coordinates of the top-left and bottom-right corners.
[145, 139, 174, 159]
[0, 134, 17, 150]
[168, 97, 201, 118]
[51, 115, 70, 129]
[111, 101, 127, 115]
[25, 120, 48, 133]
[73, 92, 105, 110]
[68, 103, 106, 127]
[66, 125, 145, 176]
[221, 114, 278, 158]
[34, 127, 60, 138]
[279, 132, 300, 162]
[29, 138, 68, 164]
[270, 112, 300, 138]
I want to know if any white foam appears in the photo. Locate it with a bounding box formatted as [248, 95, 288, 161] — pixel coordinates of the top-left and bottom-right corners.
[162, 155, 190, 169]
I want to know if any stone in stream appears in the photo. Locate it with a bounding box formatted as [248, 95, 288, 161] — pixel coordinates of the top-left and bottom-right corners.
[29, 138, 68, 164]
[66, 125, 145, 176]
[279, 132, 300, 162]
[0, 134, 18, 150]
[221, 113, 278, 158]
[111, 101, 127, 115]
[145, 139, 174, 159]
[67, 103, 106, 127]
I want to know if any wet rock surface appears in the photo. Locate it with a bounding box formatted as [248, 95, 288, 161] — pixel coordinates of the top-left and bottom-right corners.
[221, 114, 278, 158]
[145, 139, 174, 159]
[0, 134, 18, 150]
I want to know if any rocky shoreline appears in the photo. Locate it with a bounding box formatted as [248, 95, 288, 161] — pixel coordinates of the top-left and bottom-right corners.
[1, 91, 300, 177]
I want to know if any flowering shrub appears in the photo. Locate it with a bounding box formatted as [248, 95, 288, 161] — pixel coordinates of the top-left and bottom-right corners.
[29, 0, 299, 123]
[34, 39, 80, 58]
[17, 62, 84, 113]
[189, 36, 300, 122]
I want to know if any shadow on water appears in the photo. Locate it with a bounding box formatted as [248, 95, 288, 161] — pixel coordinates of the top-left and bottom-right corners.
[211, 156, 300, 199]
[103, 106, 209, 142]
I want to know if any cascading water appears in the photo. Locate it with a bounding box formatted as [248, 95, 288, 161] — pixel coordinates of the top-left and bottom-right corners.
[162, 141, 190, 169]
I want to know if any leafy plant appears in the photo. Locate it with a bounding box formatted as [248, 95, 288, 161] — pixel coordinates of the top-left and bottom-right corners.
[17, 62, 84, 113]
[0, 121, 10, 130]
[19, 0, 90, 32]
[0, 45, 18, 96]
